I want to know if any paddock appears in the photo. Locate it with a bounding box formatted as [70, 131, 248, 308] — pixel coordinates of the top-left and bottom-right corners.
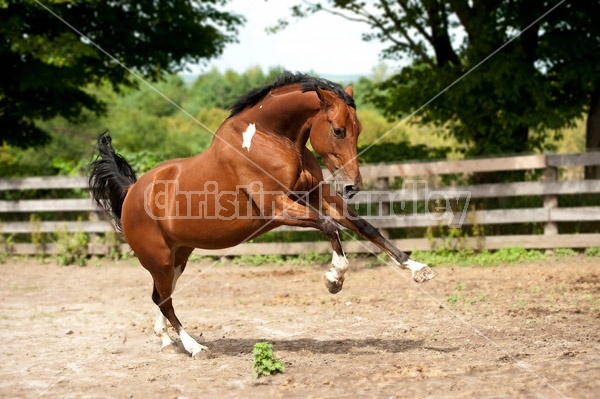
[0, 256, 597, 398]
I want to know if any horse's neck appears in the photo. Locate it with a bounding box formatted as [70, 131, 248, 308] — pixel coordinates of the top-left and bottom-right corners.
[244, 89, 320, 146]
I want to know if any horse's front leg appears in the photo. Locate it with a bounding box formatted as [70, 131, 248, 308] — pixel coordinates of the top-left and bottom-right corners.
[320, 192, 437, 283]
[274, 196, 349, 293]
[323, 229, 349, 294]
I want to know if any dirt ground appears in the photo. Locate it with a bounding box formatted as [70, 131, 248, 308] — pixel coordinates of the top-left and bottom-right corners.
[0, 254, 598, 399]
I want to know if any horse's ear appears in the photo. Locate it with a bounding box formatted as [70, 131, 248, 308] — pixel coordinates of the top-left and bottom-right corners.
[344, 85, 354, 98]
[315, 87, 335, 109]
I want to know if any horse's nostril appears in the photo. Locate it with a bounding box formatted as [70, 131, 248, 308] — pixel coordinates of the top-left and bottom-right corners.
[342, 184, 359, 198]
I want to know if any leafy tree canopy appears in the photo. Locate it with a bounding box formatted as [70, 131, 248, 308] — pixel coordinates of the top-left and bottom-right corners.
[279, 1, 600, 157]
[0, 0, 243, 148]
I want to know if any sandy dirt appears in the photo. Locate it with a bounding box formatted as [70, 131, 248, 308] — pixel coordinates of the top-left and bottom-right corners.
[0, 255, 599, 399]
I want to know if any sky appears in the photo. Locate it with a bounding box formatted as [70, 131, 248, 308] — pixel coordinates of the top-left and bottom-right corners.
[188, 0, 388, 78]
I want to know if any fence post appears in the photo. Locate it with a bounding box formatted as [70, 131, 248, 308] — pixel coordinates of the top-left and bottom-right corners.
[543, 164, 558, 236]
[377, 176, 390, 239]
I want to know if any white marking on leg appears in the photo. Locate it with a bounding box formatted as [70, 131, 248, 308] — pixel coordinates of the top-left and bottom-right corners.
[179, 327, 208, 357]
[241, 123, 256, 152]
[332, 251, 349, 273]
[325, 251, 349, 284]
[154, 308, 174, 348]
[404, 259, 426, 273]
[403, 258, 437, 282]
[153, 264, 183, 349]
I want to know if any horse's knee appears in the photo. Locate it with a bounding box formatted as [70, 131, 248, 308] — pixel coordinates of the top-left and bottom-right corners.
[320, 219, 339, 236]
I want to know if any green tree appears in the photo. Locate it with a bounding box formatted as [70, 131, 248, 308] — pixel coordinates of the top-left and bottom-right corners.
[0, 0, 242, 148]
[183, 66, 283, 112]
[280, 1, 599, 162]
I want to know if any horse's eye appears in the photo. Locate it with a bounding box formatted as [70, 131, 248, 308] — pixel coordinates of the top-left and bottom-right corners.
[332, 127, 345, 138]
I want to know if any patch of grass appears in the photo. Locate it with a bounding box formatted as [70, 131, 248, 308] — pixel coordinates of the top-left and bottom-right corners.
[252, 342, 285, 378]
[553, 248, 578, 257]
[585, 247, 600, 257]
[291, 251, 331, 265]
[476, 247, 546, 266]
[454, 281, 466, 291]
[447, 294, 465, 305]
[30, 214, 46, 259]
[55, 227, 89, 266]
[232, 252, 345, 267]
[103, 230, 123, 261]
[0, 234, 15, 263]
[410, 249, 473, 266]
[446, 281, 483, 305]
[412, 247, 547, 267]
[233, 254, 286, 266]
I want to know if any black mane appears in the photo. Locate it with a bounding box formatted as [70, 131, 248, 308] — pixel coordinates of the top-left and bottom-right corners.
[229, 72, 355, 117]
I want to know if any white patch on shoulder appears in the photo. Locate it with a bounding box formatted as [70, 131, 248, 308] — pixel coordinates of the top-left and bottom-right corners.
[242, 123, 256, 152]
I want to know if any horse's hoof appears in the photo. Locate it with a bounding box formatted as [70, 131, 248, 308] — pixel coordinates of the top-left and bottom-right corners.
[191, 347, 211, 360]
[413, 266, 437, 283]
[324, 275, 344, 294]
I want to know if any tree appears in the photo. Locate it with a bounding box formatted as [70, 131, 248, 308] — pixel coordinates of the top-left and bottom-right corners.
[0, 0, 242, 148]
[182, 66, 284, 112]
[282, 1, 599, 162]
[537, 1, 600, 178]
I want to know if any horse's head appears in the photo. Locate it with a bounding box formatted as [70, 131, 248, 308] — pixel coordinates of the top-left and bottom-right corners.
[310, 86, 362, 199]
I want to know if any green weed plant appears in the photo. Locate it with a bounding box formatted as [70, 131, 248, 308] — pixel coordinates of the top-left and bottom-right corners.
[252, 342, 285, 378]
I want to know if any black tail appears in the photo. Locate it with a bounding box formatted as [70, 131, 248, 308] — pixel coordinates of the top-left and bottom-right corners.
[88, 132, 137, 232]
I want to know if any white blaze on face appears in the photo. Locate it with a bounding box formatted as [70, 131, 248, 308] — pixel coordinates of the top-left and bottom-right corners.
[242, 123, 256, 152]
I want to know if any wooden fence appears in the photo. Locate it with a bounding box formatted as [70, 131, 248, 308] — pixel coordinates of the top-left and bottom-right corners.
[1, 151, 599, 256]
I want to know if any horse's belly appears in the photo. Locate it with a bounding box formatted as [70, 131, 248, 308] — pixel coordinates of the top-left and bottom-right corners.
[164, 218, 277, 250]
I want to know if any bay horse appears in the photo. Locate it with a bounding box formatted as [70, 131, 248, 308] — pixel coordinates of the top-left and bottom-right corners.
[89, 72, 436, 358]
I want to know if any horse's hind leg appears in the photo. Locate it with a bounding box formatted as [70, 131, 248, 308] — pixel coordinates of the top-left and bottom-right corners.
[153, 246, 195, 350]
[140, 246, 207, 357]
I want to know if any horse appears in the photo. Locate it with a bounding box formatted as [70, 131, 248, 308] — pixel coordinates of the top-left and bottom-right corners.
[89, 72, 436, 358]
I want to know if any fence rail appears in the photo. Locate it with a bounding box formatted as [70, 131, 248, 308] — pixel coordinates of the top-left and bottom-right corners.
[1, 151, 599, 256]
